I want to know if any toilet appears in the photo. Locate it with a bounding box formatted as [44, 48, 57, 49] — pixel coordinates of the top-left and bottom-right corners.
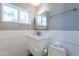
[48, 45, 66, 56]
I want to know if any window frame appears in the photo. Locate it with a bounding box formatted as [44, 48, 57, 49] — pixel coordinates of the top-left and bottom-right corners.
[2, 3, 32, 25]
[19, 8, 31, 24]
[2, 3, 19, 23]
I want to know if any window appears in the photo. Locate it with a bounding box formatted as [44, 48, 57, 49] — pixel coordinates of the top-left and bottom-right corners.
[2, 4, 18, 22]
[19, 11, 31, 24]
[2, 3, 32, 24]
[36, 15, 46, 26]
[41, 16, 46, 26]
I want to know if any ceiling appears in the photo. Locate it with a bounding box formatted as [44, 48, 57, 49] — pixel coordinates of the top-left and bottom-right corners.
[30, 3, 40, 7]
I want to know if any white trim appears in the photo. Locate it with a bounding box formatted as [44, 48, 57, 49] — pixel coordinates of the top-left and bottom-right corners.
[2, 3, 19, 23]
[2, 3, 32, 25]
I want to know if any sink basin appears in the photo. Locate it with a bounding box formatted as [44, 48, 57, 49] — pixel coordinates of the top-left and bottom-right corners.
[27, 34, 49, 40]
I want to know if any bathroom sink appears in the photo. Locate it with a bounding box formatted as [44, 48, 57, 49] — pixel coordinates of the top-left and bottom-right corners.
[27, 34, 49, 40]
[27, 34, 49, 56]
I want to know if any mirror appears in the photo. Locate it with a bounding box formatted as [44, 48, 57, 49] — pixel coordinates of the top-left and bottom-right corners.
[34, 9, 48, 30]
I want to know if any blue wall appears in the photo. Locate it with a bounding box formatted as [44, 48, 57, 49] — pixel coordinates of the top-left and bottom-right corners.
[49, 3, 79, 31]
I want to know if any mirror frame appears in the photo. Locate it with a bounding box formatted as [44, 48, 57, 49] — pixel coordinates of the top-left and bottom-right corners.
[34, 10, 48, 30]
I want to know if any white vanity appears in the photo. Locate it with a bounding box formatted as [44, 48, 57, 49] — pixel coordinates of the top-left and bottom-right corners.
[27, 34, 49, 56]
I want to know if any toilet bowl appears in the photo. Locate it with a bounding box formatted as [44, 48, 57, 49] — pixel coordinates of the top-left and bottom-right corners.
[48, 45, 66, 56]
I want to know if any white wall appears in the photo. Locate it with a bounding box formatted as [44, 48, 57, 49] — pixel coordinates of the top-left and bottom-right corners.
[0, 30, 35, 56]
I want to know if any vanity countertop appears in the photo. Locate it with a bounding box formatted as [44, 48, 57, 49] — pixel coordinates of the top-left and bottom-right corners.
[27, 34, 50, 40]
